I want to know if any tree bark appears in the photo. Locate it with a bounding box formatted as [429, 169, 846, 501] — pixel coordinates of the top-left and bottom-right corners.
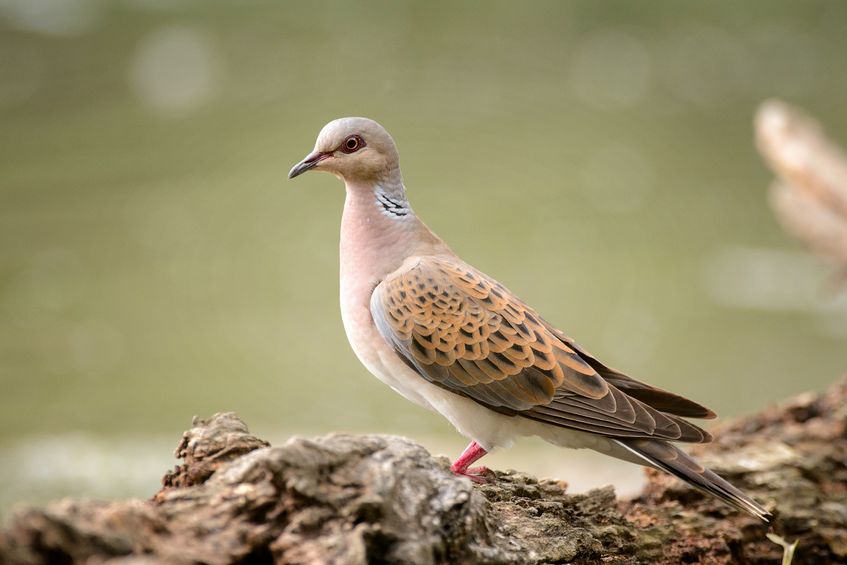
[2, 378, 846, 564]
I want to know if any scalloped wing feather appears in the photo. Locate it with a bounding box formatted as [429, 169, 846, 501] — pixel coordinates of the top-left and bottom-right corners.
[370, 256, 713, 443]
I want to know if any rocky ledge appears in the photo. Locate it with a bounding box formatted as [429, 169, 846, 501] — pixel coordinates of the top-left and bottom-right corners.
[2, 378, 847, 564]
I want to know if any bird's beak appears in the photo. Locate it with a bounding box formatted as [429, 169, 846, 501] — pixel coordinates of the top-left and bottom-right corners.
[288, 151, 331, 179]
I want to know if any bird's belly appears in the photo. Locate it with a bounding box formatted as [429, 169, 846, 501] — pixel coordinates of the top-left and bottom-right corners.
[341, 297, 435, 411]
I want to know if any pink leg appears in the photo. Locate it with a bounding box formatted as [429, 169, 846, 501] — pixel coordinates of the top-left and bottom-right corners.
[450, 441, 491, 483]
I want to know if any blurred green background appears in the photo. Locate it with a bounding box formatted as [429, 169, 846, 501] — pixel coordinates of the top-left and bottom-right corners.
[2, 1, 846, 515]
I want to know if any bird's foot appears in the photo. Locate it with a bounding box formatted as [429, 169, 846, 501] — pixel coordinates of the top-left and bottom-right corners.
[450, 440, 491, 483]
[452, 465, 491, 484]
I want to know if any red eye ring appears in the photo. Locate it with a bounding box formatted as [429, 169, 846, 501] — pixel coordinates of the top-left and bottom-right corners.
[340, 135, 365, 154]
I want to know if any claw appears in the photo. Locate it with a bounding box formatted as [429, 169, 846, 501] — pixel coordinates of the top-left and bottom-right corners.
[453, 465, 491, 484]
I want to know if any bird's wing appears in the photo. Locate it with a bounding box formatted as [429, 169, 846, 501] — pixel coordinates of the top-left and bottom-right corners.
[370, 255, 711, 443]
[542, 328, 716, 419]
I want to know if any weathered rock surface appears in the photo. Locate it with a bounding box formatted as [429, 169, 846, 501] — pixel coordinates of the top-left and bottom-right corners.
[2, 377, 847, 564]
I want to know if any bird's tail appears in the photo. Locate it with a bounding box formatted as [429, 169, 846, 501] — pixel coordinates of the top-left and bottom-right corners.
[616, 438, 772, 524]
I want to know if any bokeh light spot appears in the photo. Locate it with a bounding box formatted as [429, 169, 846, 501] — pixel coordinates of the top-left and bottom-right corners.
[0, 0, 100, 36]
[129, 26, 222, 116]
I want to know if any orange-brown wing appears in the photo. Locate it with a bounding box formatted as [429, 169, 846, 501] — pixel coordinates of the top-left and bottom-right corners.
[370, 256, 711, 443]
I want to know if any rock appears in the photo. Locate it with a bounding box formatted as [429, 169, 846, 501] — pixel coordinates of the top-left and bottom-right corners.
[3, 377, 847, 564]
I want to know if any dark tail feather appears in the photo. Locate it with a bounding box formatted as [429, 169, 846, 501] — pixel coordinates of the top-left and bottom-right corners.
[617, 438, 772, 524]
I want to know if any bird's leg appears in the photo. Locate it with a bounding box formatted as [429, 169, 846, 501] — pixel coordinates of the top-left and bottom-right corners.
[450, 441, 490, 483]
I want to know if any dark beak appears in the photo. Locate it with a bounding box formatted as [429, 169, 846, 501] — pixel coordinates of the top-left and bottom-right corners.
[288, 151, 330, 179]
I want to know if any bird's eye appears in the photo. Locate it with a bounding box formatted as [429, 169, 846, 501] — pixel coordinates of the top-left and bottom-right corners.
[340, 135, 365, 153]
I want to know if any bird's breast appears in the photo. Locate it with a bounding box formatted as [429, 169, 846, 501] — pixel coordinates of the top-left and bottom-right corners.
[339, 276, 436, 411]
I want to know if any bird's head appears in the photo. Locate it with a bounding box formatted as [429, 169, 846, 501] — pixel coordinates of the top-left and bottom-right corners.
[288, 117, 400, 184]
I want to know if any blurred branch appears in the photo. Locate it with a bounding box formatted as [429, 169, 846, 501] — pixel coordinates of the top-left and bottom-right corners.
[755, 100, 847, 279]
[3, 378, 847, 563]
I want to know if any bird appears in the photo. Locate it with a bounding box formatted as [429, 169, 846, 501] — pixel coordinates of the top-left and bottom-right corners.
[288, 117, 772, 524]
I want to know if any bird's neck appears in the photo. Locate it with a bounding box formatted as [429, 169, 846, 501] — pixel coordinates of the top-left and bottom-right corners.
[339, 176, 447, 292]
